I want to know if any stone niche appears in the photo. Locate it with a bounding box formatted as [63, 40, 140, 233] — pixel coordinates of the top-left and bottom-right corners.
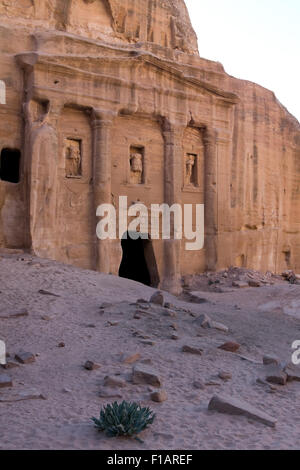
[129, 146, 144, 185]
[65, 138, 82, 178]
[184, 153, 197, 187]
[182, 127, 205, 193]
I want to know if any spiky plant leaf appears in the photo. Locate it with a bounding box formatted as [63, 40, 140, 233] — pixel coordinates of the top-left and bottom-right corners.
[92, 401, 155, 438]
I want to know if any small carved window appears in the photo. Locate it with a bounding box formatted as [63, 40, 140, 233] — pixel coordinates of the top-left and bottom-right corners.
[0, 148, 21, 183]
[65, 138, 82, 178]
[129, 146, 144, 185]
[184, 153, 198, 187]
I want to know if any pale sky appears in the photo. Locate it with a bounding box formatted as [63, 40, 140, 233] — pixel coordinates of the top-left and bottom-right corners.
[185, 0, 300, 123]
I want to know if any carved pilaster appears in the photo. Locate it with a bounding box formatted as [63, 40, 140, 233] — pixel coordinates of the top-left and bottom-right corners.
[203, 127, 218, 271]
[91, 109, 116, 273]
[161, 119, 184, 295]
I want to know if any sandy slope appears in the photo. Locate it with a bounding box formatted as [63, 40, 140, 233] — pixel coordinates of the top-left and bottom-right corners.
[0, 253, 299, 450]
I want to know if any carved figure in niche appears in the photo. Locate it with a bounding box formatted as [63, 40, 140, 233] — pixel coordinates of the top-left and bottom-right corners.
[130, 152, 143, 184]
[185, 153, 196, 186]
[65, 139, 81, 177]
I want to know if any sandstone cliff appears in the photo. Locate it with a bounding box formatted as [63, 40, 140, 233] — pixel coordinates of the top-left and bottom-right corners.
[0, 0, 299, 284]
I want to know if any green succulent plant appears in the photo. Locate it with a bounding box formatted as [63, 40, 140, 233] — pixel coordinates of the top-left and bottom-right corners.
[91, 401, 156, 439]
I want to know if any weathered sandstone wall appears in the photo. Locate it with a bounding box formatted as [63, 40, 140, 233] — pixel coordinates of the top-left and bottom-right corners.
[0, 0, 299, 293]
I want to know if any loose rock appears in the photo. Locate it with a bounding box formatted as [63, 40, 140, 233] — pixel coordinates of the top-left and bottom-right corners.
[208, 394, 277, 428]
[0, 373, 12, 388]
[218, 342, 240, 353]
[103, 375, 127, 388]
[1, 360, 19, 370]
[15, 351, 36, 364]
[121, 353, 141, 364]
[248, 280, 261, 287]
[232, 281, 249, 288]
[182, 345, 203, 356]
[265, 365, 287, 386]
[283, 363, 300, 382]
[195, 314, 229, 333]
[150, 291, 164, 306]
[151, 390, 167, 403]
[132, 364, 162, 387]
[263, 355, 280, 366]
[84, 360, 100, 371]
[99, 388, 123, 399]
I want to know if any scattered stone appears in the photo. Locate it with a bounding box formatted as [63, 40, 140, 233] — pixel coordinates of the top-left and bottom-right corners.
[282, 270, 298, 284]
[218, 342, 240, 353]
[163, 310, 177, 318]
[38, 289, 60, 297]
[1, 360, 19, 370]
[103, 376, 127, 388]
[193, 380, 205, 390]
[62, 388, 72, 393]
[137, 298, 148, 304]
[15, 351, 36, 364]
[195, 313, 211, 328]
[208, 394, 277, 428]
[106, 321, 119, 326]
[133, 313, 141, 319]
[183, 293, 208, 304]
[140, 340, 156, 346]
[265, 365, 287, 386]
[206, 381, 222, 387]
[58, 342, 65, 348]
[84, 360, 100, 371]
[121, 353, 141, 364]
[182, 345, 203, 356]
[132, 364, 162, 387]
[99, 388, 123, 399]
[263, 355, 280, 366]
[0, 309, 29, 319]
[0, 390, 46, 402]
[150, 390, 167, 403]
[232, 281, 249, 288]
[218, 371, 232, 381]
[211, 321, 229, 333]
[170, 323, 178, 331]
[171, 334, 179, 340]
[0, 373, 13, 388]
[150, 291, 164, 306]
[195, 314, 229, 333]
[248, 280, 261, 287]
[283, 363, 300, 382]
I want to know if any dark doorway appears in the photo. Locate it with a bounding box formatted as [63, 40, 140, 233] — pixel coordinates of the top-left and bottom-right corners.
[0, 148, 21, 183]
[119, 232, 160, 287]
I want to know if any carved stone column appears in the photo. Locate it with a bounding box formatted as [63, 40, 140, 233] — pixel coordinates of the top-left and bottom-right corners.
[203, 127, 218, 271]
[91, 109, 116, 273]
[161, 119, 184, 295]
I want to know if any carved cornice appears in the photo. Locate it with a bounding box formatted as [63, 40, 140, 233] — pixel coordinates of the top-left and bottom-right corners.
[15, 51, 238, 104]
